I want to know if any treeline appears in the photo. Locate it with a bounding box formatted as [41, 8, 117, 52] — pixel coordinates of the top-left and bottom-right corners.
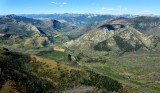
[82, 70, 123, 92]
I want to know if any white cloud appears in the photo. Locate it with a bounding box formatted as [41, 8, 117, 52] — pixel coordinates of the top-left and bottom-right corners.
[51, 1, 68, 7]
[62, 2, 67, 5]
[51, 2, 58, 4]
[51, 1, 67, 5]
[101, 8, 106, 10]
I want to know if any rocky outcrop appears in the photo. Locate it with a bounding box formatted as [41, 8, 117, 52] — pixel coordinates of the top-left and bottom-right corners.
[64, 24, 159, 53]
[64, 29, 108, 50]
[64, 16, 160, 52]
[25, 24, 40, 34]
[95, 26, 159, 52]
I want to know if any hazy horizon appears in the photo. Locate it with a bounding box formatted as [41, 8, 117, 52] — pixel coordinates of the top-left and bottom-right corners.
[0, 0, 160, 15]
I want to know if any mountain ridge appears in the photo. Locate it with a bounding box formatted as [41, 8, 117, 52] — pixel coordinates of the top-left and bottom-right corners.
[0, 15, 76, 48]
[64, 21, 160, 54]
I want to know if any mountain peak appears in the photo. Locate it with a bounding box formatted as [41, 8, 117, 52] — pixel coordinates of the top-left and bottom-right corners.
[5, 14, 17, 18]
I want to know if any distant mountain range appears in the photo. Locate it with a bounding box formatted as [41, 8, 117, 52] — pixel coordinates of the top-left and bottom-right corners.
[18, 13, 136, 26]
[0, 14, 160, 54]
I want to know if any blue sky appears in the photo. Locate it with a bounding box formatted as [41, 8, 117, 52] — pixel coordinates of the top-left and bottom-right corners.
[0, 0, 160, 15]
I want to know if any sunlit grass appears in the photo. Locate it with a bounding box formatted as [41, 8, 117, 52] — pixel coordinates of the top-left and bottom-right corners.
[80, 54, 160, 93]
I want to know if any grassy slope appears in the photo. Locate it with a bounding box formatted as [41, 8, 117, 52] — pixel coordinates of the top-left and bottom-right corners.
[0, 48, 128, 93]
[37, 51, 68, 62]
[79, 52, 160, 93]
[1, 46, 159, 93]
[0, 49, 86, 93]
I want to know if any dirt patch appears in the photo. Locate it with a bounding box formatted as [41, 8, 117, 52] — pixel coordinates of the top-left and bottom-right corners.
[53, 46, 65, 52]
[0, 80, 20, 93]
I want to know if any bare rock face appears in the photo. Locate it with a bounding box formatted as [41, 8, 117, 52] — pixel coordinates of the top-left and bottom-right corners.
[25, 24, 40, 34]
[64, 23, 159, 53]
[128, 27, 155, 49]
[96, 26, 159, 52]
[64, 29, 108, 50]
